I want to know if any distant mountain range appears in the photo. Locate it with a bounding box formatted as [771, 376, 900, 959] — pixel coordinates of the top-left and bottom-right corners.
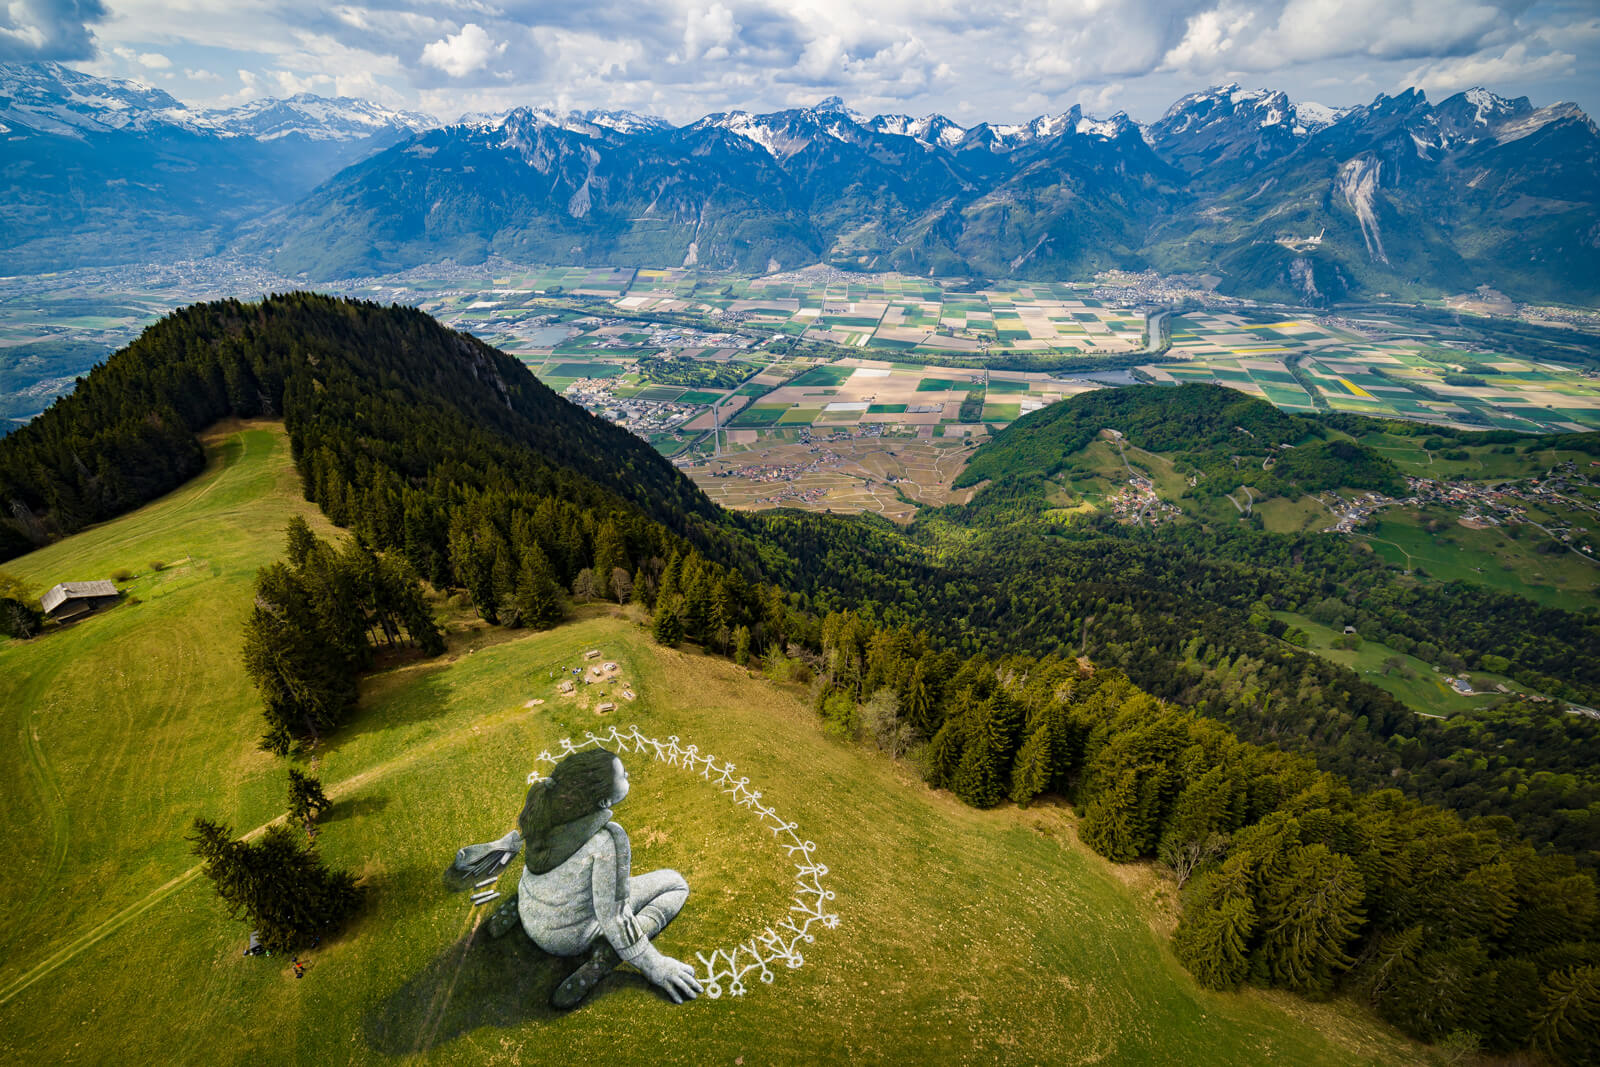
[4, 62, 1597, 305]
[0, 62, 433, 271]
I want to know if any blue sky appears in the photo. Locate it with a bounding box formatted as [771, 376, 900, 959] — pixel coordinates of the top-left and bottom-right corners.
[5, 0, 1597, 122]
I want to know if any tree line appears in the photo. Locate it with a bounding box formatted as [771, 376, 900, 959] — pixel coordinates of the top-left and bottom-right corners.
[242, 517, 442, 754]
[802, 608, 1600, 1063]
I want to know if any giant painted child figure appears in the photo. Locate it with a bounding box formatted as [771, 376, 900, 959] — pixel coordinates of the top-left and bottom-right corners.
[452, 748, 703, 1009]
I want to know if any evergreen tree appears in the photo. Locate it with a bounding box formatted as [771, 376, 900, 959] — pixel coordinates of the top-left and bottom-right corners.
[926, 697, 973, 789]
[1531, 966, 1600, 1065]
[242, 563, 357, 755]
[1253, 843, 1364, 995]
[732, 624, 752, 667]
[1174, 857, 1257, 990]
[189, 817, 363, 953]
[288, 768, 331, 826]
[1009, 721, 1055, 807]
[511, 544, 563, 629]
[1079, 768, 1146, 861]
[632, 563, 653, 609]
[951, 699, 1007, 808]
[592, 520, 626, 600]
[652, 604, 683, 647]
[284, 515, 316, 568]
[489, 542, 515, 625]
[0, 571, 42, 638]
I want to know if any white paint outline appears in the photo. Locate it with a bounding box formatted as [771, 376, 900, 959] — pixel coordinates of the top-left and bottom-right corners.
[530, 725, 839, 999]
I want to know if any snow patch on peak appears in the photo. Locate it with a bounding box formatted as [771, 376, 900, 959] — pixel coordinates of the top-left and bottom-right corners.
[1075, 113, 1124, 138]
[1293, 101, 1347, 133]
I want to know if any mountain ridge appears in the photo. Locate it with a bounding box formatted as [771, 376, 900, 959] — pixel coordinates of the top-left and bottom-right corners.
[5, 63, 1598, 305]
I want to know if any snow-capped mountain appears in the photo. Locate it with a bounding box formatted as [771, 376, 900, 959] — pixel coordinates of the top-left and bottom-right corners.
[199, 94, 436, 142]
[1145, 83, 1355, 177]
[0, 61, 196, 137]
[4, 63, 1596, 306]
[866, 112, 967, 148]
[0, 62, 432, 143]
[0, 62, 445, 274]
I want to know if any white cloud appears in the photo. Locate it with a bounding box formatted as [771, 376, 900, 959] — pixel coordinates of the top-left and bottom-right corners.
[797, 33, 844, 80]
[138, 50, 171, 68]
[681, 3, 737, 63]
[1162, 5, 1255, 71]
[1077, 81, 1125, 113]
[1402, 41, 1577, 96]
[54, 0, 1600, 126]
[420, 22, 506, 78]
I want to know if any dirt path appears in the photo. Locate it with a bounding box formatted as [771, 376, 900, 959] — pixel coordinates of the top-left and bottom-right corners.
[0, 686, 542, 1009]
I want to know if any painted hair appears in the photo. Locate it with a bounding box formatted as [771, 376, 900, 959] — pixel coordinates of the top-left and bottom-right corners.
[519, 747, 619, 840]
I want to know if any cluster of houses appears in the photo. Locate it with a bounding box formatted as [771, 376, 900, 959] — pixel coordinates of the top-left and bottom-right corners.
[565, 378, 710, 435]
[1315, 460, 1599, 546]
[1106, 476, 1180, 527]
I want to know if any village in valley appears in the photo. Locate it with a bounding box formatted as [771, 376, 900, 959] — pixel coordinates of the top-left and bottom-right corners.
[7, 260, 1600, 528]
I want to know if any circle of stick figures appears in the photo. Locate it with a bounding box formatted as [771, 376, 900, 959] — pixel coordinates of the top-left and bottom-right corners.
[530, 725, 839, 999]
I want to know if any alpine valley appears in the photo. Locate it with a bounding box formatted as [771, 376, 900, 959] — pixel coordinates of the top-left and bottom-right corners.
[5, 61, 1598, 305]
[5, 42, 1600, 1067]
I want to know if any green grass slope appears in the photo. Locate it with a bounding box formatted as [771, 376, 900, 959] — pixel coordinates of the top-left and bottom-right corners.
[0, 423, 1430, 1064]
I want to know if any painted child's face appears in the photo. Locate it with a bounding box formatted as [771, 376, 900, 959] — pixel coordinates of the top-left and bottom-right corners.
[608, 757, 630, 807]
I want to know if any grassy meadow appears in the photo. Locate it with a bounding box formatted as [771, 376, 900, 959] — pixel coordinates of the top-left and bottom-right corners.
[0, 423, 1440, 1064]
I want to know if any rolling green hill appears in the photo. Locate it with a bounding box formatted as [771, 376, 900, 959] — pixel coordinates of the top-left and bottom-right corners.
[5, 301, 1598, 1061]
[0, 423, 1429, 1064]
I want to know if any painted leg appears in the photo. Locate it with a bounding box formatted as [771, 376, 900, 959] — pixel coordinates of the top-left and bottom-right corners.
[550, 939, 621, 1010]
[627, 869, 689, 940]
[485, 891, 521, 939]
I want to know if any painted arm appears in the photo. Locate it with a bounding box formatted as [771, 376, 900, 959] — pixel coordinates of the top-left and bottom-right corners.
[590, 829, 647, 962]
[590, 828, 701, 1003]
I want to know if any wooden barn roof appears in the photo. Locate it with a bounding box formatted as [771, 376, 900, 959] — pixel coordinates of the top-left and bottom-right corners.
[41, 580, 119, 614]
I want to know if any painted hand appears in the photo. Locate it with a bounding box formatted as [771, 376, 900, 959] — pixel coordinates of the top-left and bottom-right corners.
[641, 953, 703, 1004]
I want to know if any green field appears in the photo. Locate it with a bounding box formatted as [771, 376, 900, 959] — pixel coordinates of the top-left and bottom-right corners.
[548, 362, 624, 378]
[729, 403, 787, 427]
[0, 422, 1434, 1065]
[1271, 612, 1513, 718]
[789, 365, 856, 388]
[1358, 507, 1600, 610]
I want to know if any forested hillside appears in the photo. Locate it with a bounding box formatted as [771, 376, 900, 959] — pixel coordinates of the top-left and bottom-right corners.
[3, 298, 1597, 1061]
[0, 294, 717, 560]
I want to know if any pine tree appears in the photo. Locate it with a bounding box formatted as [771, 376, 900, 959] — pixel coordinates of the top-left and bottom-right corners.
[1009, 721, 1055, 807]
[284, 515, 317, 568]
[926, 696, 974, 789]
[951, 700, 1006, 808]
[1253, 843, 1364, 995]
[512, 544, 563, 629]
[489, 542, 515, 625]
[1531, 966, 1600, 1064]
[242, 563, 357, 755]
[1079, 768, 1145, 861]
[288, 769, 331, 826]
[652, 604, 683, 647]
[732, 625, 752, 667]
[189, 818, 363, 953]
[592, 520, 626, 600]
[1174, 858, 1257, 990]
